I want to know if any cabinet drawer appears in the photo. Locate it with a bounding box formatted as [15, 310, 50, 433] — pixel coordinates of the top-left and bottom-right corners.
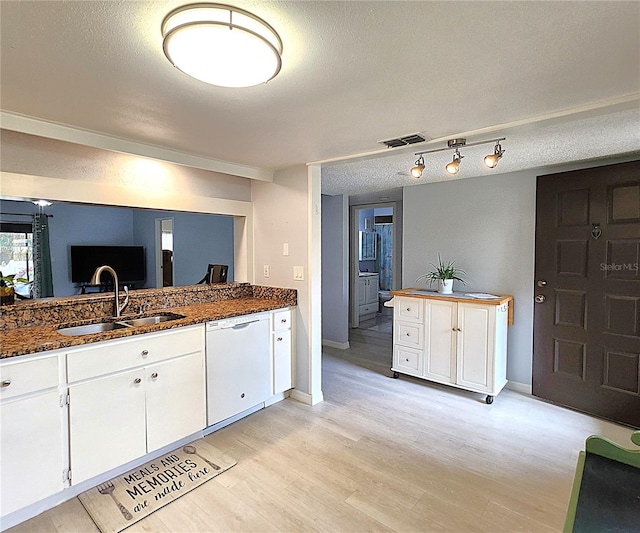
[396, 297, 423, 322]
[393, 345, 423, 375]
[359, 303, 377, 316]
[67, 325, 204, 382]
[0, 355, 59, 400]
[395, 322, 424, 349]
[273, 309, 292, 331]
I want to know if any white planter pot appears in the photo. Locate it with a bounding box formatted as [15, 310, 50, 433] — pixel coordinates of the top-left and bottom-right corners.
[438, 279, 454, 294]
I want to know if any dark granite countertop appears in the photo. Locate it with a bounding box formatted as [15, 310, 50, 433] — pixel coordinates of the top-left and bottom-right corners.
[1, 297, 293, 359]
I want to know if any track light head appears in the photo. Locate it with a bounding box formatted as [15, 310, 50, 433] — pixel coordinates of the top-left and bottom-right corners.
[445, 150, 463, 175]
[410, 155, 425, 178]
[484, 142, 504, 168]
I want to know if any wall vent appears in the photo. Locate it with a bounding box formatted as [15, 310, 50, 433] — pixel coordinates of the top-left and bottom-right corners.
[378, 133, 427, 148]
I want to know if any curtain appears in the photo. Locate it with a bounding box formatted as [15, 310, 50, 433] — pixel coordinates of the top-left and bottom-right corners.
[33, 214, 54, 297]
[375, 223, 393, 290]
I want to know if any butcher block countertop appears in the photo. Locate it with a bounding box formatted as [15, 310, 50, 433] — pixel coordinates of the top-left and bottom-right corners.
[390, 289, 514, 326]
[0, 284, 296, 359]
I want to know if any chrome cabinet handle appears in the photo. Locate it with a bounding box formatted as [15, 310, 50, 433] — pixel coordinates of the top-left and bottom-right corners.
[1, 379, 11, 387]
[134, 378, 142, 384]
[280, 319, 287, 323]
[277, 337, 283, 341]
[151, 372, 158, 379]
[141, 349, 149, 357]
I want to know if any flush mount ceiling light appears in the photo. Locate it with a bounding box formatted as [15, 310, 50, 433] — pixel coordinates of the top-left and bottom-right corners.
[410, 137, 506, 178]
[162, 3, 283, 88]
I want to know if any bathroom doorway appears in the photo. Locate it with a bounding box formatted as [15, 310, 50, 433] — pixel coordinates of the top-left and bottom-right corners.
[350, 202, 400, 330]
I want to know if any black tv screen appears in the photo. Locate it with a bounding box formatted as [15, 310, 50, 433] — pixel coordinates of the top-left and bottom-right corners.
[70, 246, 146, 284]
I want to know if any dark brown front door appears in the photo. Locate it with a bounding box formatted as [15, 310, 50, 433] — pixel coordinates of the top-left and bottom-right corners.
[533, 160, 640, 428]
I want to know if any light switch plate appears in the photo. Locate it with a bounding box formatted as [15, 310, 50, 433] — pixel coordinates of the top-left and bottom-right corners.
[283, 243, 289, 256]
[293, 266, 304, 281]
[263, 265, 270, 277]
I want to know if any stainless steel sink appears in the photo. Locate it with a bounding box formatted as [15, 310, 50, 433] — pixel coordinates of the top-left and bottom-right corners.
[56, 313, 185, 336]
[118, 313, 185, 327]
[57, 321, 131, 336]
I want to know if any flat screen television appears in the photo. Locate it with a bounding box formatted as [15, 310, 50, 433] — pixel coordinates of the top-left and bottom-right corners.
[70, 245, 146, 284]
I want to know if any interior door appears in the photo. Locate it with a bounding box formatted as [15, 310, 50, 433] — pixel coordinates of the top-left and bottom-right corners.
[533, 160, 640, 427]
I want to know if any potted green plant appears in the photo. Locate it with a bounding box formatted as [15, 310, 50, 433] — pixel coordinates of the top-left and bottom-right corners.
[417, 255, 466, 294]
[0, 274, 30, 306]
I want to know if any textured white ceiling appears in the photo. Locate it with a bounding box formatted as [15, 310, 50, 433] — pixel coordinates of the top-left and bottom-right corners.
[1, 1, 639, 195]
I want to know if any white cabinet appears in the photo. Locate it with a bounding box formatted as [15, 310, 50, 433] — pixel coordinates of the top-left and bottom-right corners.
[392, 295, 509, 403]
[0, 354, 65, 516]
[358, 274, 379, 322]
[67, 325, 206, 484]
[272, 308, 293, 395]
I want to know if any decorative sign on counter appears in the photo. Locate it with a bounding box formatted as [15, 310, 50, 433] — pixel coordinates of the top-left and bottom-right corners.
[79, 439, 236, 533]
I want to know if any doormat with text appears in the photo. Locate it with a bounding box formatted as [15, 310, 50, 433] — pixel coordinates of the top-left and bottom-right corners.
[78, 439, 236, 533]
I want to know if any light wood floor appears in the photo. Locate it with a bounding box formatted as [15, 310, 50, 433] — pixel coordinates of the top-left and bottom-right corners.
[8, 325, 635, 533]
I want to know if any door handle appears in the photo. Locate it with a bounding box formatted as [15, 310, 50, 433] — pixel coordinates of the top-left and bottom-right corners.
[535, 295, 546, 303]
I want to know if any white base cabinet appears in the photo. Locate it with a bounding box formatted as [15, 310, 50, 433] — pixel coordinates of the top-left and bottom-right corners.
[392, 294, 510, 403]
[0, 351, 65, 516]
[67, 325, 206, 484]
[272, 308, 293, 395]
[358, 273, 379, 322]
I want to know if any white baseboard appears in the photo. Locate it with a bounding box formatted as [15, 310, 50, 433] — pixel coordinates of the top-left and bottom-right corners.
[289, 389, 324, 405]
[322, 339, 350, 350]
[506, 380, 532, 395]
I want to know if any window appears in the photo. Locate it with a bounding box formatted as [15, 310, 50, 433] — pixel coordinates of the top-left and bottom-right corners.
[0, 222, 34, 297]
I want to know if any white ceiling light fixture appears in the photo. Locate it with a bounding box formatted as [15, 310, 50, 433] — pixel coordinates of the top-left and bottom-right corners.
[412, 137, 506, 177]
[161, 3, 283, 88]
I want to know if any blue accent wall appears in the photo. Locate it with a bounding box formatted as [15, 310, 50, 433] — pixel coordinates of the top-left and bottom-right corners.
[0, 200, 234, 297]
[132, 210, 234, 287]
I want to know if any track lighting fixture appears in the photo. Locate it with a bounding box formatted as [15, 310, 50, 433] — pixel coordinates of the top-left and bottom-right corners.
[411, 137, 506, 177]
[483, 141, 504, 168]
[445, 149, 463, 175]
[410, 155, 425, 178]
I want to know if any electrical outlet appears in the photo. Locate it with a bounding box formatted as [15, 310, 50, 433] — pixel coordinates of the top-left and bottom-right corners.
[293, 266, 304, 281]
[283, 243, 289, 256]
[263, 265, 270, 278]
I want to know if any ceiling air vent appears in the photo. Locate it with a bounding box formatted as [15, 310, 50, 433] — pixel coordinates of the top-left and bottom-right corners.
[379, 133, 427, 148]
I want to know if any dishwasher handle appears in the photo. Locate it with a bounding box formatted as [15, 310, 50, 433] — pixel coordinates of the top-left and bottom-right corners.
[231, 320, 260, 330]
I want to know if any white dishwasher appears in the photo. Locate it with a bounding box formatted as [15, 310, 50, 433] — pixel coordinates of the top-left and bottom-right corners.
[206, 312, 271, 426]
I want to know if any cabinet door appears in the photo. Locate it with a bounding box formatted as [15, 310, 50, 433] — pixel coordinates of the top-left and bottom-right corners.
[456, 303, 494, 393]
[273, 331, 292, 394]
[69, 369, 146, 484]
[368, 276, 379, 305]
[424, 300, 456, 384]
[358, 278, 367, 305]
[146, 352, 206, 452]
[1, 391, 64, 515]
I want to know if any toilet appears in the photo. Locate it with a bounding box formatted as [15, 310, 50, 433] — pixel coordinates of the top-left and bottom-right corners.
[378, 290, 393, 316]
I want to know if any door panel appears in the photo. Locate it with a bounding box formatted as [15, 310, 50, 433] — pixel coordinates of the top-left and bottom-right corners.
[533, 160, 640, 427]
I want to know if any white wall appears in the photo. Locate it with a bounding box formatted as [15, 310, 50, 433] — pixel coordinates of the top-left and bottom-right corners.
[321, 194, 349, 347]
[403, 171, 536, 384]
[252, 165, 323, 404]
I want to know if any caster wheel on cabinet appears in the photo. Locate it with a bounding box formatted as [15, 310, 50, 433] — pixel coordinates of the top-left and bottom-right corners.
[485, 395, 494, 404]
[392, 372, 399, 379]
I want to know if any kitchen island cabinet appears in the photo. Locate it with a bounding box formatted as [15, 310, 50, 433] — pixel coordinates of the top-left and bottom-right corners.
[391, 290, 513, 403]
